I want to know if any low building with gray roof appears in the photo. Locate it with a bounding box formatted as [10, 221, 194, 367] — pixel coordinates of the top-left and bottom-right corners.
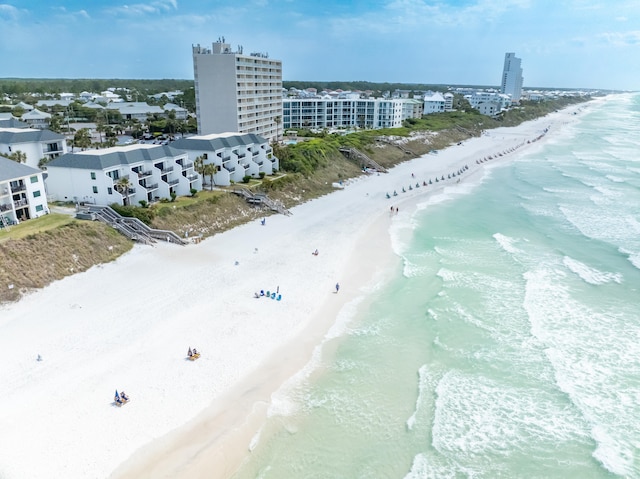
[45, 144, 201, 206]
[172, 132, 278, 186]
[0, 127, 68, 169]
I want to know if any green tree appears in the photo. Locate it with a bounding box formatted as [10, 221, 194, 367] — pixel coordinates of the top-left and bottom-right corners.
[203, 163, 216, 190]
[115, 176, 132, 206]
[74, 128, 92, 150]
[0, 150, 27, 163]
[273, 115, 281, 144]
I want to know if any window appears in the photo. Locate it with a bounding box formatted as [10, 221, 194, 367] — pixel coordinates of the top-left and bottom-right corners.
[33, 190, 41, 198]
[107, 187, 113, 195]
[92, 186, 98, 194]
[35, 205, 44, 212]
[91, 172, 97, 180]
[30, 176, 38, 184]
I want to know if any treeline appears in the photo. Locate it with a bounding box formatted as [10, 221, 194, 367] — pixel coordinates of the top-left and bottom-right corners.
[0, 78, 194, 97]
[282, 81, 502, 94]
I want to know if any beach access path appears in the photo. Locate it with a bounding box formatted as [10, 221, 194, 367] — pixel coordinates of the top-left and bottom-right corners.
[0, 101, 593, 479]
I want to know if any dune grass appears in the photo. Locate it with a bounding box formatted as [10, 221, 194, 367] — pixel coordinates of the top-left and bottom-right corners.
[0, 213, 76, 243]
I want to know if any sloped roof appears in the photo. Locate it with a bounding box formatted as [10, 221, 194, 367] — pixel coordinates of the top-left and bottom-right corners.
[0, 155, 41, 182]
[171, 133, 267, 151]
[22, 109, 52, 120]
[163, 103, 187, 112]
[0, 118, 29, 129]
[47, 144, 185, 170]
[0, 128, 65, 144]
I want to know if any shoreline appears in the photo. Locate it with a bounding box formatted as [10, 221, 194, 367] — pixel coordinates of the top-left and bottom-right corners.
[0, 101, 595, 479]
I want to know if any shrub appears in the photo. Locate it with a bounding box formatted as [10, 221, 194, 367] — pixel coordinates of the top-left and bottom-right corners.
[170, 192, 177, 202]
[190, 188, 198, 197]
[242, 175, 251, 183]
[111, 203, 156, 225]
[259, 172, 266, 179]
[138, 200, 148, 208]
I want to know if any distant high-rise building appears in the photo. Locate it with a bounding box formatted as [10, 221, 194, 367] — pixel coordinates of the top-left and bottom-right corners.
[192, 39, 283, 142]
[501, 52, 524, 101]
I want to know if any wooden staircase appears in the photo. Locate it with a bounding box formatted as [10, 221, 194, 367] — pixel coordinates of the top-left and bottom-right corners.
[79, 205, 187, 245]
[339, 147, 388, 173]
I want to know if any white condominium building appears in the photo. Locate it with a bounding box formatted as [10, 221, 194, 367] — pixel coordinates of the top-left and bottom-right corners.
[192, 39, 283, 143]
[282, 98, 404, 130]
[0, 156, 49, 225]
[501, 52, 524, 101]
[46, 144, 200, 206]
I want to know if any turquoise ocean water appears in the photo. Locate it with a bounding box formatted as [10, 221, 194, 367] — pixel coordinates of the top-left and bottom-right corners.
[232, 94, 640, 479]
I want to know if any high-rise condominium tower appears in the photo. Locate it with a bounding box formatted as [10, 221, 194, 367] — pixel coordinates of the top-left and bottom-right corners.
[501, 52, 524, 101]
[192, 39, 283, 142]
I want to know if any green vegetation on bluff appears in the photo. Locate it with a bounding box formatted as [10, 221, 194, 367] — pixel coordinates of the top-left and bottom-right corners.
[0, 95, 587, 303]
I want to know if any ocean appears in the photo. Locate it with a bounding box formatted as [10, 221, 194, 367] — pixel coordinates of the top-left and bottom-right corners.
[231, 94, 640, 479]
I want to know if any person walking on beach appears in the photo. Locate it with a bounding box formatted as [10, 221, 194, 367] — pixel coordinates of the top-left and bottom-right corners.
[335, 283, 340, 293]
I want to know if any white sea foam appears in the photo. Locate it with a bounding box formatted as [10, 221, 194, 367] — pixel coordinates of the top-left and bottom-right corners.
[591, 425, 635, 476]
[493, 232, 521, 254]
[562, 256, 623, 285]
[523, 267, 640, 478]
[406, 364, 435, 431]
[431, 371, 589, 460]
[605, 175, 626, 183]
[619, 247, 640, 270]
[403, 452, 460, 479]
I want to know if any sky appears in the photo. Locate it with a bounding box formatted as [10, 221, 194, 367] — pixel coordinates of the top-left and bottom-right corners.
[1, 0, 639, 90]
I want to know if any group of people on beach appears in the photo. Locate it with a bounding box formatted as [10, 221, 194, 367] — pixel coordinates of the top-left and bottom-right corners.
[114, 390, 129, 406]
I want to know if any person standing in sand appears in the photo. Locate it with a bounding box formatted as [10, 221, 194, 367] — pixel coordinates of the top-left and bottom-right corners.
[335, 283, 340, 293]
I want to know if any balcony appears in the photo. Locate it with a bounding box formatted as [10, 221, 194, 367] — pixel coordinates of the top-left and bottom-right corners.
[14, 199, 28, 208]
[11, 184, 26, 193]
[0, 203, 12, 212]
[181, 162, 193, 170]
[137, 170, 153, 178]
[186, 174, 199, 182]
[160, 166, 174, 174]
[166, 179, 180, 186]
[142, 183, 159, 191]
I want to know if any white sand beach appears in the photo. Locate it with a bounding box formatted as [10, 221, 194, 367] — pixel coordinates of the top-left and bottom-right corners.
[0, 103, 591, 479]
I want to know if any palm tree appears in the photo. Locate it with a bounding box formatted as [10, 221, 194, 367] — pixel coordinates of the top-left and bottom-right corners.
[203, 163, 216, 190]
[273, 115, 281, 144]
[115, 176, 131, 205]
[73, 128, 92, 150]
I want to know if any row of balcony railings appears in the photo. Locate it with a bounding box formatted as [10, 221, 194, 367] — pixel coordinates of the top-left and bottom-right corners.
[10, 184, 26, 193]
[180, 162, 193, 170]
[0, 203, 12, 212]
[14, 199, 28, 208]
[137, 170, 153, 178]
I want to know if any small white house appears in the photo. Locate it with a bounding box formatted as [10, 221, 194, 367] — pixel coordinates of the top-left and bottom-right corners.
[21, 108, 52, 128]
[0, 128, 68, 169]
[45, 144, 201, 206]
[0, 156, 49, 225]
[423, 92, 447, 115]
[476, 102, 502, 117]
[171, 132, 279, 186]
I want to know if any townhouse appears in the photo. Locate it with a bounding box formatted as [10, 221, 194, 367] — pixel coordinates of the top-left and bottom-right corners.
[0, 128, 68, 169]
[45, 144, 201, 206]
[0, 156, 49, 226]
[172, 132, 278, 186]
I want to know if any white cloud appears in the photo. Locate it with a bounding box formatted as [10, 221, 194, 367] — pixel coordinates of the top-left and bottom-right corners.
[109, 0, 178, 16]
[0, 4, 20, 20]
[598, 30, 640, 46]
